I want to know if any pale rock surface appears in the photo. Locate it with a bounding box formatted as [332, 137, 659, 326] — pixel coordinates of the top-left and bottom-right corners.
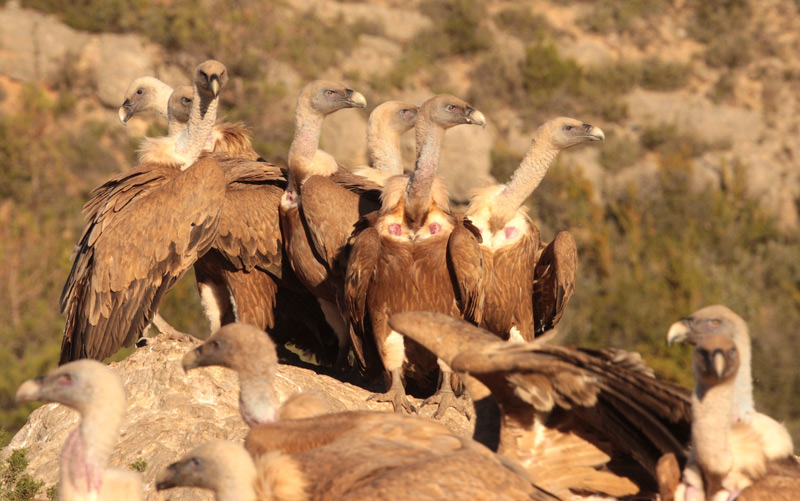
[4, 334, 473, 501]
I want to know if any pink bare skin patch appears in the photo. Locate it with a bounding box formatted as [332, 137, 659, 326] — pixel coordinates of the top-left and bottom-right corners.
[388, 223, 401, 236]
[429, 222, 442, 235]
[504, 226, 519, 239]
[285, 190, 294, 203]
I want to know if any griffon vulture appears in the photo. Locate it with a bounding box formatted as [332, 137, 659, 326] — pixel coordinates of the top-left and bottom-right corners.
[466, 117, 604, 341]
[16, 360, 144, 500]
[60, 60, 230, 363]
[344, 95, 487, 417]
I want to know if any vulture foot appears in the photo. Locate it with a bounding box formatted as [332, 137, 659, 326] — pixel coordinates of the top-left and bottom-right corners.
[367, 390, 418, 414]
[151, 313, 197, 344]
[422, 385, 475, 421]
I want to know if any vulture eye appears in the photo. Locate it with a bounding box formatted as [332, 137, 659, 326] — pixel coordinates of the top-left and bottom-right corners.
[57, 373, 74, 386]
[728, 348, 736, 358]
[136, 88, 144, 95]
[199, 71, 208, 81]
[707, 319, 721, 328]
[181, 97, 191, 105]
[325, 90, 337, 97]
[189, 457, 202, 469]
[564, 125, 573, 131]
[446, 104, 457, 112]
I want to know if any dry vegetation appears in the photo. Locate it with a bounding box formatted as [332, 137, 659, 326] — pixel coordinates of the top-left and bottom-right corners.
[2, 0, 800, 454]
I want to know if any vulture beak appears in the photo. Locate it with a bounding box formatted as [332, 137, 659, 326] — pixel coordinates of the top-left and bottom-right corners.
[209, 75, 222, 98]
[712, 349, 727, 379]
[182, 347, 203, 372]
[118, 100, 133, 125]
[584, 124, 605, 142]
[345, 90, 367, 109]
[155, 462, 182, 490]
[465, 107, 487, 129]
[667, 320, 692, 346]
[16, 376, 45, 403]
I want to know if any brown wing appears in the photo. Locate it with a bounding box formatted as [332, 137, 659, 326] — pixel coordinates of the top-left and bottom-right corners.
[60, 157, 225, 363]
[389, 311, 692, 499]
[212, 157, 286, 275]
[342, 217, 381, 372]
[447, 216, 485, 324]
[300, 174, 368, 276]
[533, 230, 577, 335]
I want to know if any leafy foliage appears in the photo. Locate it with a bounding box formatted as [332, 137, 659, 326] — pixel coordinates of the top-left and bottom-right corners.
[0, 449, 44, 501]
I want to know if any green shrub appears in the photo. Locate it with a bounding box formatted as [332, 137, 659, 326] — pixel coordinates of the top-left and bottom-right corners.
[129, 459, 148, 473]
[579, 0, 671, 33]
[598, 130, 644, 171]
[494, 6, 551, 41]
[419, 0, 491, 56]
[1, 449, 44, 501]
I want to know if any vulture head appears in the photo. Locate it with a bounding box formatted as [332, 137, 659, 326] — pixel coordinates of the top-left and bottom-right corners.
[16, 359, 125, 416]
[539, 117, 604, 150]
[369, 100, 418, 134]
[156, 440, 257, 499]
[419, 94, 486, 130]
[300, 80, 367, 117]
[118, 76, 173, 125]
[167, 85, 193, 125]
[692, 334, 740, 391]
[182, 323, 278, 375]
[194, 60, 228, 100]
[667, 305, 748, 347]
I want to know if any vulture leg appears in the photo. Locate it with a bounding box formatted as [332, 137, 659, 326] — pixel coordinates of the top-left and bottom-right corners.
[150, 313, 196, 342]
[317, 299, 350, 372]
[422, 362, 475, 420]
[367, 368, 418, 414]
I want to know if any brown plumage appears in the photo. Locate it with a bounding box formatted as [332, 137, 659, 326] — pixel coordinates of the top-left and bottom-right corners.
[466, 117, 604, 341]
[116, 75, 338, 361]
[279, 80, 385, 368]
[389, 311, 693, 499]
[16, 360, 144, 500]
[344, 95, 487, 418]
[156, 440, 307, 501]
[245, 411, 557, 501]
[182, 323, 336, 427]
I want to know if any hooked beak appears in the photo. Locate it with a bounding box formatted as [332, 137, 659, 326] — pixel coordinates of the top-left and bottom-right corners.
[667, 320, 691, 346]
[712, 350, 727, 379]
[345, 90, 367, 109]
[16, 376, 44, 403]
[466, 107, 487, 129]
[181, 347, 202, 372]
[209, 75, 221, 98]
[584, 124, 605, 142]
[118, 100, 133, 125]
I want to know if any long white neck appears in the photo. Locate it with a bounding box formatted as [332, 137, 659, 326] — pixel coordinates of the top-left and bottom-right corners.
[405, 120, 443, 225]
[692, 380, 735, 478]
[489, 138, 559, 231]
[368, 121, 404, 175]
[239, 376, 278, 427]
[175, 86, 218, 168]
[732, 330, 754, 423]
[287, 106, 325, 190]
[215, 464, 257, 501]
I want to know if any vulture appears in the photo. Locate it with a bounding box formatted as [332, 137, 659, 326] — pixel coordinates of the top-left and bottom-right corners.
[351, 100, 418, 184]
[182, 323, 335, 426]
[244, 411, 556, 501]
[664, 306, 798, 500]
[466, 117, 604, 341]
[279, 80, 386, 368]
[389, 311, 693, 499]
[16, 360, 144, 500]
[60, 60, 230, 363]
[156, 440, 307, 501]
[343, 94, 487, 417]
